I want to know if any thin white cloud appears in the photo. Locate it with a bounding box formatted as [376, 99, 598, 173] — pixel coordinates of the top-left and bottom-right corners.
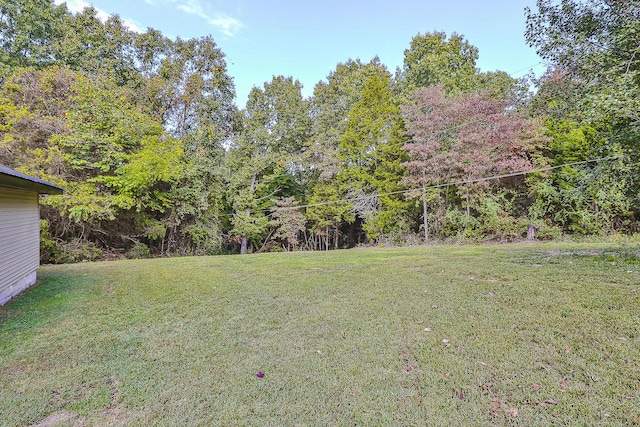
[53, 0, 144, 33]
[173, 0, 243, 37]
[54, 0, 243, 37]
[122, 18, 145, 34]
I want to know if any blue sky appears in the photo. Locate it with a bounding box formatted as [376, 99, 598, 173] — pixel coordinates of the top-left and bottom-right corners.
[54, 0, 546, 107]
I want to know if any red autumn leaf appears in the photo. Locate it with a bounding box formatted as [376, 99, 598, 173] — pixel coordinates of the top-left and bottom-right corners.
[452, 388, 466, 400]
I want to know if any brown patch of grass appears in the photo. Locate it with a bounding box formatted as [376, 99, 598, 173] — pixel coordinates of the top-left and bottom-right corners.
[29, 410, 79, 427]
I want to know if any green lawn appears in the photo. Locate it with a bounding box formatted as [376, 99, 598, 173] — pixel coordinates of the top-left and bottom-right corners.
[1, 242, 639, 426]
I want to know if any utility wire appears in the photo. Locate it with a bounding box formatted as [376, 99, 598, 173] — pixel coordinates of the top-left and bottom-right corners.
[222, 154, 621, 217]
[506, 62, 545, 77]
[279, 155, 621, 211]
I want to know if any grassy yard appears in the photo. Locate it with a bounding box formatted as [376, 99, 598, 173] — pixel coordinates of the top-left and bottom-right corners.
[1, 241, 639, 426]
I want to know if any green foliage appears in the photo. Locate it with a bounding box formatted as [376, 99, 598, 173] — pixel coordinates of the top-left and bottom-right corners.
[338, 71, 409, 241]
[98, 135, 183, 211]
[56, 8, 138, 85]
[182, 221, 226, 255]
[0, 65, 200, 258]
[46, 241, 104, 264]
[127, 242, 151, 259]
[227, 75, 310, 253]
[528, 119, 634, 234]
[0, 66, 76, 172]
[398, 31, 479, 95]
[60, 75, 164, 174]
[270, 196, 306, 250]
[472, 70, 530, 105]
[305, 180, 354, 249]
[527, 0, 640, 153]
[39, 219, 60, 264]
[308, 58, 390, 178]
[0, 0, 68, 75]
[1, 0, 638, 257]
[526, 1, 640, 234]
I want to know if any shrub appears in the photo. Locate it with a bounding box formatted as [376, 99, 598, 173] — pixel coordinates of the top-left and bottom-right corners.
[127, 242, 151, 259]
[56, 241, 103, 263]
[40, 219, 61, 264]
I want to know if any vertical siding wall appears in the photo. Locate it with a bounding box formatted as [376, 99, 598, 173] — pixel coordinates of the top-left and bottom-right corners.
[0, 187, 40, 305]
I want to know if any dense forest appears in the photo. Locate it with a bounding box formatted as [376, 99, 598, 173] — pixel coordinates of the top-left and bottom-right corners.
[0, 0, 638, 260]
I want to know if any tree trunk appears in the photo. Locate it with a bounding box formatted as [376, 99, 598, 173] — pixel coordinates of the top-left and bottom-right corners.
[422, 183, 429, 242]
[240, 235, 248, 254]
[465, 189, 470, 218]
[240, 171, 258, 255]
[325, 226, 330, 251]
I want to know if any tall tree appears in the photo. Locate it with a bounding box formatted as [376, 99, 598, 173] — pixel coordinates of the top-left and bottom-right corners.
[397, 31, 479, 96]
[0, 67, 183, 256]
[308, 58, 389, 177]
[403, 84, 543, 235]
[270, 196, 306, 251]
[305, 181, 354, 250]
[228, 76, 310, 254]
[55, 7, 138, 85]
[527, 119, 632, 234]
[0, 66, 75, 170]
[526, 0, 640, 232]
[338, 71, 409, 242]
[160, 36, 237, 255]
[0, 0, 68, 77]
[526, 0, 640, 149]
[306, 58, 391, 247]
[0, 0, 241, 257]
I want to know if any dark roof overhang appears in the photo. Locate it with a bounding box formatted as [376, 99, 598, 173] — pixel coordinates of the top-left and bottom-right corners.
[0, 165, 64, 195]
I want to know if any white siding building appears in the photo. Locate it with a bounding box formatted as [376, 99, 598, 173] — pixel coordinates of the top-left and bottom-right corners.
[0, 166, 63, 305]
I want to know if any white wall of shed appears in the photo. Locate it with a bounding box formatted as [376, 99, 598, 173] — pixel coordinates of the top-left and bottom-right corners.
[0, 187, 40, 305]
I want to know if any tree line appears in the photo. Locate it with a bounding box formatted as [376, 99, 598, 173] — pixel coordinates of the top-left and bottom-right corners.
[0, 0, 638, 260]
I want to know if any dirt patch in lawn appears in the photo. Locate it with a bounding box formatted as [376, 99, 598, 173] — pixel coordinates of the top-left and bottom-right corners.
[30, 410, 81, 427]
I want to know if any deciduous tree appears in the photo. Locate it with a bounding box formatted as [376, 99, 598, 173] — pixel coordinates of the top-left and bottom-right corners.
[0, 0, 67, 76]
[228, 76, 310, 253]
[397, 31, 479, 95]
[526, 0, 640, 149]
[403, 84, 543, 233]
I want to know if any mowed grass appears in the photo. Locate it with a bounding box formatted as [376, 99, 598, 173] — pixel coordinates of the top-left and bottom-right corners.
[1, 242, 639, 426]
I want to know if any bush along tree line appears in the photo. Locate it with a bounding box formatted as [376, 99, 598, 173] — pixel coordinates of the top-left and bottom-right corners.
[0, 0, 638, 260]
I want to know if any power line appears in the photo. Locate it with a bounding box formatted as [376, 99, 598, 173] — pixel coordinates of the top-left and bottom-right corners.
[222, 154, 621, 216]
[287, 155, 621, 211]
[506, 62, 545, 77]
